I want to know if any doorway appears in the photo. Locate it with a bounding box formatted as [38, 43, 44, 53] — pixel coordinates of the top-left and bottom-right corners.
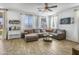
[0, 12, 4, 39]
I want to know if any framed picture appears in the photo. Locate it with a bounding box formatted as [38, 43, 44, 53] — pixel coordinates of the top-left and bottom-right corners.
[60, 17, 74, 24]
[9, 20, 20, 24]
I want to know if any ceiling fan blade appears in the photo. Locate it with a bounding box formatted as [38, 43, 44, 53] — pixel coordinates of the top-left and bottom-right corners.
[48, 5, 57, 8]
[48, 9, 53, 11]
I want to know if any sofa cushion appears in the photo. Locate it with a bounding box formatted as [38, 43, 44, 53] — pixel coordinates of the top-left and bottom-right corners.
[24, 29, 33, 34]
[53, 29, 57, 33]
[40, 29, 46, 33]
[46, 29, 53, 32]
[34, 29, 40, 33]
[51, 33, 58, 36]
[57, 30, 62, 34]
[57, 29, 66, 34]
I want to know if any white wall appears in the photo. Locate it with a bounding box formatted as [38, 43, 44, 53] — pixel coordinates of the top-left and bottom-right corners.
[58, 8, 79, 42]
[7, 10, 21, 39]
[74, 10, 79, 42]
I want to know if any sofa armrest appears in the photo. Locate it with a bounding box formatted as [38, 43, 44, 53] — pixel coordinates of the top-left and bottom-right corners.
[57, 33, 66, 40]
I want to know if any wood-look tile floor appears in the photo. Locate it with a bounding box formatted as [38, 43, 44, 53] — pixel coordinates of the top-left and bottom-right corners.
[0, 38, 79, 55]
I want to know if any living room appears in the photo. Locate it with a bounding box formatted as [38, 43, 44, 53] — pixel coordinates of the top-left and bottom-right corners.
[0, 3, 79, 55]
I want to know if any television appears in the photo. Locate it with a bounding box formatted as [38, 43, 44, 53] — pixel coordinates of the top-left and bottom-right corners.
[60, 17, 71, 24]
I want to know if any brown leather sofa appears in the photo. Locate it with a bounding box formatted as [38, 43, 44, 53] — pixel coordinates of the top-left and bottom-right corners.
[21, 29, 66, 40]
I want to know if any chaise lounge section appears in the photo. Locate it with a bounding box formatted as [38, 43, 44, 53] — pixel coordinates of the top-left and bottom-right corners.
[25, 33, 39, 42]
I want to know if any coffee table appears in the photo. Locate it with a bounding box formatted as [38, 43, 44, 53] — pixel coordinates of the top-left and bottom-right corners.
[43, 33, 53, 42]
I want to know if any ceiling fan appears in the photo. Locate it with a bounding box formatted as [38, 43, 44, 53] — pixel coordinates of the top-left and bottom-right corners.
[38, 3, 57, 12]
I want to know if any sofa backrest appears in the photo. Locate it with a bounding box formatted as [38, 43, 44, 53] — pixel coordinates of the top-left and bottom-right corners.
[33, 29, 40, 33]
[24, 29, 46, 33]
[46, 29, 53, 32]
[24, 29, 33, 34]
[57, 29, 66, 34]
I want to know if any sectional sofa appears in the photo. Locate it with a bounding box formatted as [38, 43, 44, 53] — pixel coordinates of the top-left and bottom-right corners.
[21, 29, 66, 41]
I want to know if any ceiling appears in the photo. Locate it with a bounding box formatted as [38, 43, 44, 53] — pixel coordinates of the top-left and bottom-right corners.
[0, 3, 79, 15]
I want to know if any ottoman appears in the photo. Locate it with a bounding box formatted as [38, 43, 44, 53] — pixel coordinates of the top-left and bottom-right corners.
[25, 33, 39, 42]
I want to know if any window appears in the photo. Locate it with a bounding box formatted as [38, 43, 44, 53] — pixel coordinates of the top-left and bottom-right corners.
[41, 17, 47, 29]
[0, 16, 3, 29]
[28, 16, 33, 28]
[0, 16, 3, 35]
[21, 15, 33, 29]
[50, 16, 58, 29]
